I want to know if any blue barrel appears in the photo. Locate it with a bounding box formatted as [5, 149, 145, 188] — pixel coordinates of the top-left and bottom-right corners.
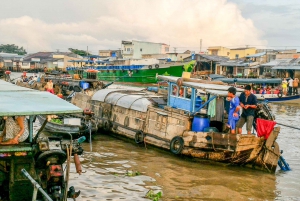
[192, 114, 210, 132]
[82, 82, 89, 90]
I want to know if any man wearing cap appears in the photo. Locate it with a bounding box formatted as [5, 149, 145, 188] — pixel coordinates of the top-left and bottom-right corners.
[236, 85, 257, 135]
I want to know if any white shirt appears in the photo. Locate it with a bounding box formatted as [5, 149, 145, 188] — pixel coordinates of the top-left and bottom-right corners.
[288, 79, 294, 86]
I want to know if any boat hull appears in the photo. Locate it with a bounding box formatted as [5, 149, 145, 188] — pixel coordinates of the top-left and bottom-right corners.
[256, 94, 300, 103]
[71, 92, 280, 173]
[68, 64, 185, 83]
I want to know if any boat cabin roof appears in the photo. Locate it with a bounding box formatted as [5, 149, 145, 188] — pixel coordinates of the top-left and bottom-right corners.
[92, 89, 152, 112]
[0, 80, 82, 116]
[158, 76, 243, 96]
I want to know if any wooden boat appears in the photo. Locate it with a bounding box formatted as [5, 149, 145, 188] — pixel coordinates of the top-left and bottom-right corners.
[37, 114, 97, 138]
[71, 76, 288, 173]
[0, 80, 84, 201]
[214, 77, 300, 103]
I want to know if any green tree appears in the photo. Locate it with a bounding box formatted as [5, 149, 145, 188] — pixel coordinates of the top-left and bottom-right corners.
[0, 44, 27, 55]
[68, 48, 90, 57]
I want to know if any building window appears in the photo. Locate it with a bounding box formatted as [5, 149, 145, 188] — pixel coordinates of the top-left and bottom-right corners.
[165, 47, 169, 52]
[127, 48, 130, 51]
[140, 48, 142, 52]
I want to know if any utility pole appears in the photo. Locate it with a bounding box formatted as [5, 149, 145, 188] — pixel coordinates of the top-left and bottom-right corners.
[87, 46, 89, 56]
[56, 49, 59, 52]
[200, 39, 202, 53]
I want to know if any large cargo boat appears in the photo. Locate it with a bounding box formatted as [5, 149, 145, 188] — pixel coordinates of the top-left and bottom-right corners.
[71, 76, 288, 173]
[66, 59, 195, 84]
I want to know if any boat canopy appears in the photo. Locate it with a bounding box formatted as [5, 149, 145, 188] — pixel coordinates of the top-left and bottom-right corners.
[214, 78, 282, 84]
[0, 80, 82, 116]
[157, 76, 243, 91]
[92, 89, 151, 112]
[92, 88, 144, 102]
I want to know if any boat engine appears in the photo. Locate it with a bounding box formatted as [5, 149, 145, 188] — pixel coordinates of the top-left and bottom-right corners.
[35, 136, 83, 200]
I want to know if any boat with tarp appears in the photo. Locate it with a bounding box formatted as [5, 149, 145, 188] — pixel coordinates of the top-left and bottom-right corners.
[0, 79, 85, 201]
[71, 76, 289, 173]
[214, 77, 300, 103]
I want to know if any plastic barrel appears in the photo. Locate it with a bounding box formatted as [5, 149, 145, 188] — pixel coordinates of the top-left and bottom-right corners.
[82, 82, 89, 90]
[192, 114, 210, 132]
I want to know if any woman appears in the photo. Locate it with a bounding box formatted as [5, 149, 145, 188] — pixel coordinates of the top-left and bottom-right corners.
[0, 116, 29, 145]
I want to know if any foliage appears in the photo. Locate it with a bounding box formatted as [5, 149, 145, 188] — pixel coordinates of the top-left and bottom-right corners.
[183, 60, 196, 72]
[145, 190, 162, 201]
[0, 44, 27, 55]
[68, 48, 90, 57]
[162, 71, 170, 76]
[51, 119, 63, 124]
[125, 170, 141, 177]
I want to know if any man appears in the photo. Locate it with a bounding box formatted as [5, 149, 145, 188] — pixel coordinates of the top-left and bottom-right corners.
[288, 78, 293, 95]
[45, 80, 54, 94]
[227, 87, 240, 134]
[293, 78, 299, 95]
[237, 85, 257, 135]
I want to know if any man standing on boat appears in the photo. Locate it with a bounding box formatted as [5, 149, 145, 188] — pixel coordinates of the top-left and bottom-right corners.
[227, 87, 241, 134]
[237, 85, 257, 135]
[288, 77, 293, 96]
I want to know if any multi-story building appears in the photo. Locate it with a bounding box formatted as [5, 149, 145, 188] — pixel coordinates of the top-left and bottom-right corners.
[207, 46, 230, 57]
[121, 40, 170, 59]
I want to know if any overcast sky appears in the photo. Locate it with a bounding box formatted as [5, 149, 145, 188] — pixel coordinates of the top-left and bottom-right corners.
[0, 0, 299, 54]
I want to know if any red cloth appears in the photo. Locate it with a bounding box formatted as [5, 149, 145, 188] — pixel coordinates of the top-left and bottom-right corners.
[256, 118, 276, 139]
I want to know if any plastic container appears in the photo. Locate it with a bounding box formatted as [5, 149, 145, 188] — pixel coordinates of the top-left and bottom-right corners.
[82, 82, 89, 90]
[192, 114, 210, 132]
[73, 74, 80, 79]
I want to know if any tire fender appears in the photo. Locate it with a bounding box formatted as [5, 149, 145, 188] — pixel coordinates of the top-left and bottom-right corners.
[170, 136, 184, 154]
[103, 120, 111, 131]
[148, 65, 152, 69]
[135, 130, 144, 144]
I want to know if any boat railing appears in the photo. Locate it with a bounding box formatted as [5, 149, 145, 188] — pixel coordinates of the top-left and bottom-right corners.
[21, 168, 53, 201]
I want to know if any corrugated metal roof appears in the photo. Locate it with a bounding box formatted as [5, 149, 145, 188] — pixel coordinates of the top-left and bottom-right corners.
[0, 80, 82, 116]
[245, 52, 266, 58]
[272, 66, 300, 70]
[92, 89, 151, 112]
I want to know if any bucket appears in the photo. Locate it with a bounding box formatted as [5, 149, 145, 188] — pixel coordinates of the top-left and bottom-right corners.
[74, 74, 79, 79]
[192, 114, 210, 132]
[23, 71, 27, 76]
[82, 82, 89, 90]
[182, 72, 191, 78]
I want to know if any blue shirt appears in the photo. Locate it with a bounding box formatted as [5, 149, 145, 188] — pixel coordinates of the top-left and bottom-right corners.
[239, 92, 257, 117]
[229, 96, 240, 120]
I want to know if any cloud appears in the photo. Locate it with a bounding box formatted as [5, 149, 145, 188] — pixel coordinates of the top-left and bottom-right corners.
[0, 0, 267, 53]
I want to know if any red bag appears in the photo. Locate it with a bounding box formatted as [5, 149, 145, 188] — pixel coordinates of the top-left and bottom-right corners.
[256, 118, 276, 139]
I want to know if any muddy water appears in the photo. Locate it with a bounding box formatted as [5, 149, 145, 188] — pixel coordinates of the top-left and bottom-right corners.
[64, 104, 300, 201]
[7, 73, 300, 200]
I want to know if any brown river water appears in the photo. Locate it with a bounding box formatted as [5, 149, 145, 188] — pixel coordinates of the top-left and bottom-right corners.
[8, 73, 300, 200]
[63, 103, 300, 201]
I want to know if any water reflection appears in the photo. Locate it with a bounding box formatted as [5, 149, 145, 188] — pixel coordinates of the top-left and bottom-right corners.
[67, 134, 278, 201]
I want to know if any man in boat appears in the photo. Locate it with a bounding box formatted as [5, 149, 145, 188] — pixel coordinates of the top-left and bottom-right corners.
[227, 87, 241, 134]
[293, 78, 299, 95]
[45, 79, 54, 94]
[236, 85, 257, 135]
[288, 77, 293, 96]
[0, 116, 29, 145]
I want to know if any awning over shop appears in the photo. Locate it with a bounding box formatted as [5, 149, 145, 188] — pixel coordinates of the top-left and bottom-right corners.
[272, 66, 300, 70]
[3, 59, 12, 62]
[245, 52, 266, 58]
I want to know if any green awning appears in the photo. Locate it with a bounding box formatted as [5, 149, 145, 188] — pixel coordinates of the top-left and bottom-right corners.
[0, 80, 82, 116]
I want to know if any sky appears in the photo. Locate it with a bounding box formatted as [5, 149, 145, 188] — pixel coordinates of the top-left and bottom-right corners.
[0, 0, 299, 54]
